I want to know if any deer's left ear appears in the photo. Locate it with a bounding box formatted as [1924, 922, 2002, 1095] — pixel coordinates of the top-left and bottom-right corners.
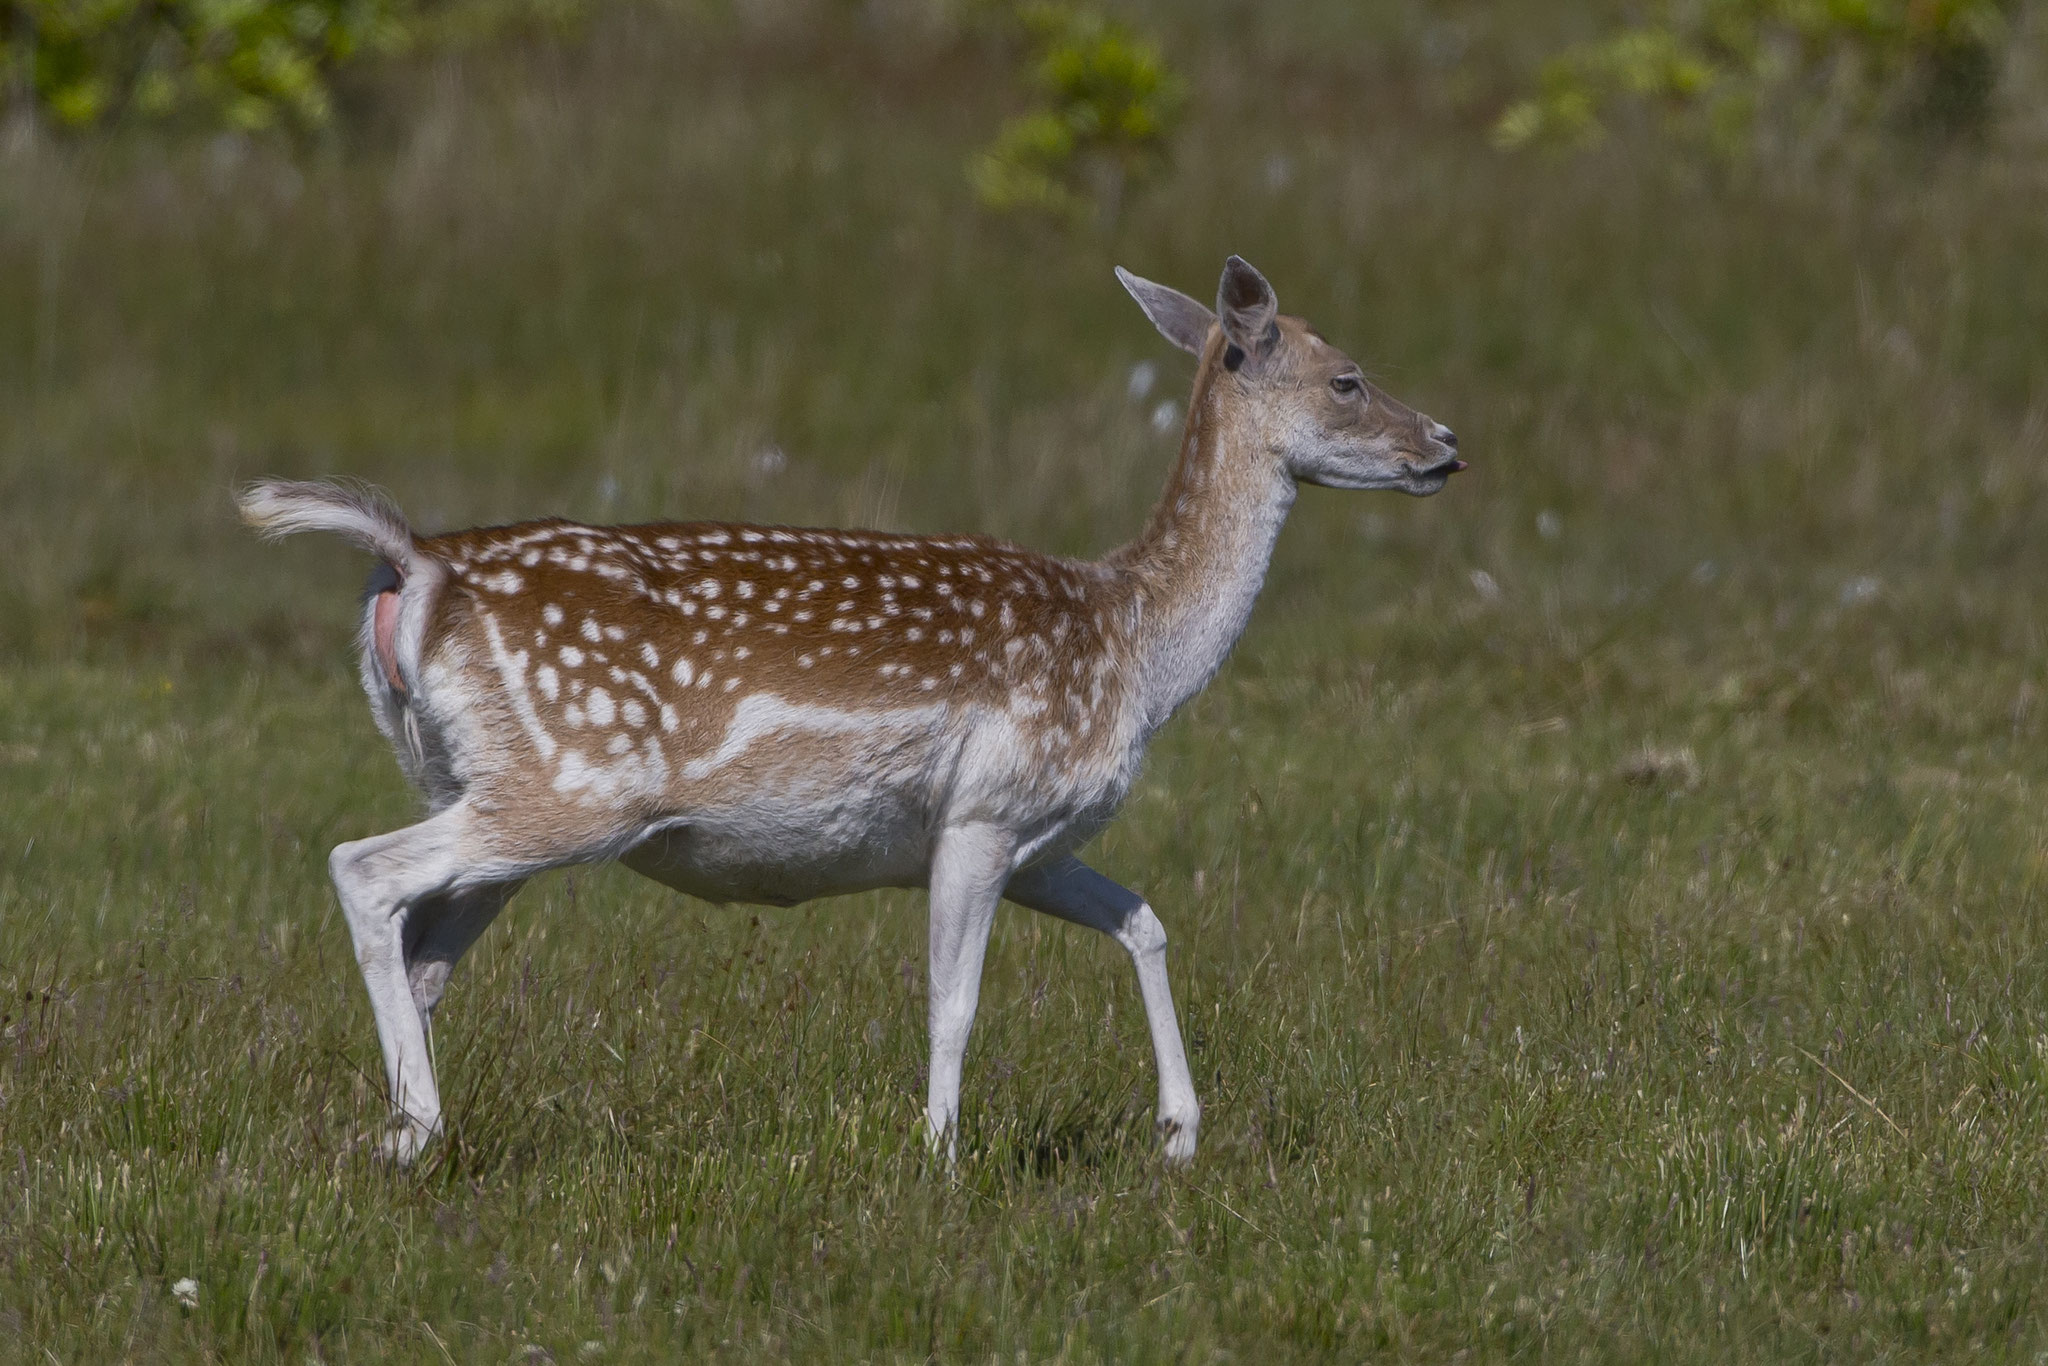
[1116, 267, 1215, 356]
[1216, 256, 1279, 368]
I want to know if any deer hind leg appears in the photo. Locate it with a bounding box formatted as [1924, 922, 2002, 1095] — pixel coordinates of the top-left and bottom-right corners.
[924, 823, 1019, 1163]
[403, 880, 524, 1021]
[328, 804, 538, 1166]
[1005, 856, 1201, 1165]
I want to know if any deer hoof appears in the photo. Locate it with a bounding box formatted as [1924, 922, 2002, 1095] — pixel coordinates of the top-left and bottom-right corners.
[1157, 1113, 1199, 1166]
[365, 1121, 436, 1167]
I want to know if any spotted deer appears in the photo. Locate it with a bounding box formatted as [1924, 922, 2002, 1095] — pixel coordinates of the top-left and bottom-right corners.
[238, 257, 1463, 1167]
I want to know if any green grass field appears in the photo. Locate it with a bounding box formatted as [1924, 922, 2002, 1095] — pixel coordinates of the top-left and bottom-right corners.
[6, 2, 2048, 1359]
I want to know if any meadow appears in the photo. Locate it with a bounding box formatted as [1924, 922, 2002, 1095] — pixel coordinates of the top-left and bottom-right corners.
[5, 1, 2048, 1358]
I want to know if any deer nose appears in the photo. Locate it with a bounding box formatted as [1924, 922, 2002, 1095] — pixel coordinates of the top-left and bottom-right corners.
[1432, 424, 1458, 449]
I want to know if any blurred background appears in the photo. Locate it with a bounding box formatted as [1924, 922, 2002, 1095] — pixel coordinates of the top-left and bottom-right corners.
[4, 0, 2043, 668]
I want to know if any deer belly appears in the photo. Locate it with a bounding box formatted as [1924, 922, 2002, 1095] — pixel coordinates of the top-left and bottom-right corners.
[620, 791, 932, 907]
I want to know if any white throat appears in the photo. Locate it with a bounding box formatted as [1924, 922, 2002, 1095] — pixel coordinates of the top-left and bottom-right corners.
[1118, 386, 1299, 736]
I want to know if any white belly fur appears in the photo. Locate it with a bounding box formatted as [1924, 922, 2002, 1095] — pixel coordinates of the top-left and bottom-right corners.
[621, 792, 935, 905]
[613, 699, 1136, 907]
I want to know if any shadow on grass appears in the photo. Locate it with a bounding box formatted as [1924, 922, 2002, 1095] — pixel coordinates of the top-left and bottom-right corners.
[955, 1091, 1157, 1180]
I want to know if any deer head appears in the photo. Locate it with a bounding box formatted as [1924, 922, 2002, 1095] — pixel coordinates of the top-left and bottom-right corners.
[1116, 256, 1465, 496]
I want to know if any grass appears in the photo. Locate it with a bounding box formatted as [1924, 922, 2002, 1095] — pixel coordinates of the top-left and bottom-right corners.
[5, 0, 2048, 1358]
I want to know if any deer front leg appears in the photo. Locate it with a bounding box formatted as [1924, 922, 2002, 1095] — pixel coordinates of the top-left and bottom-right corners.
[1005, 856, 1200, 1164]
[924, 823, 1019, 1161]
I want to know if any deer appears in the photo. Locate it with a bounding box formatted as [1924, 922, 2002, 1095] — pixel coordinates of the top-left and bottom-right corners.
[237, 256, 1464, 1168]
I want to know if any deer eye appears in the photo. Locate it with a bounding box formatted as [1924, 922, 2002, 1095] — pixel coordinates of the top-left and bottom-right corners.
[1330, 374, 1364, 400]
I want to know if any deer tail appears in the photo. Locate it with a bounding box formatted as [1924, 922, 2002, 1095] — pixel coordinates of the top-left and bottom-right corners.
[235, 477, 418, 568]
[236, 478, 446, 774]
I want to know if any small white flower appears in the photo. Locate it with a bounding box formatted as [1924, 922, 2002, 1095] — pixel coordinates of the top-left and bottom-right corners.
[1126, 360, 1158, 402]
[1840, 575, 1881, 606]
[749, 445, 788, 480]
[579, 1341, 606, 1361]
[171, 1278, 199, 1309]
[1149, 400, 1180, 434]
[1536, 509, 1562, 541]
[1470, 569, 1502, 602]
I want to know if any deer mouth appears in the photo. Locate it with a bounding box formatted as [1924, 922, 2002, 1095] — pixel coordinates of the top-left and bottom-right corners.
[1392, 455, 1467, 497]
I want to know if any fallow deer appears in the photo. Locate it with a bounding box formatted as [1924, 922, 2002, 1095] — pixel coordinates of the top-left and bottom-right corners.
[238, 257, 1463, 1167]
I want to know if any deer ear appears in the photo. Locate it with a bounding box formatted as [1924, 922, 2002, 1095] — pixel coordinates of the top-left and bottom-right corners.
[1116, 267, 1215, 357]
[1216, 255, 1279, 363]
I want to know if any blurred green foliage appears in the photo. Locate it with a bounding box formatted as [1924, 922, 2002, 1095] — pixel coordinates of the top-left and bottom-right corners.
[1, 0, 410, 129]
[969, 2, 1185, 226]
[1495, 0, 2018, 156]
[0, 0, 579, 131]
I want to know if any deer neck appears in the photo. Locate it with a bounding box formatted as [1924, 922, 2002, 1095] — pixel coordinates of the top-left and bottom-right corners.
[1113, 345, 1296, 735]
